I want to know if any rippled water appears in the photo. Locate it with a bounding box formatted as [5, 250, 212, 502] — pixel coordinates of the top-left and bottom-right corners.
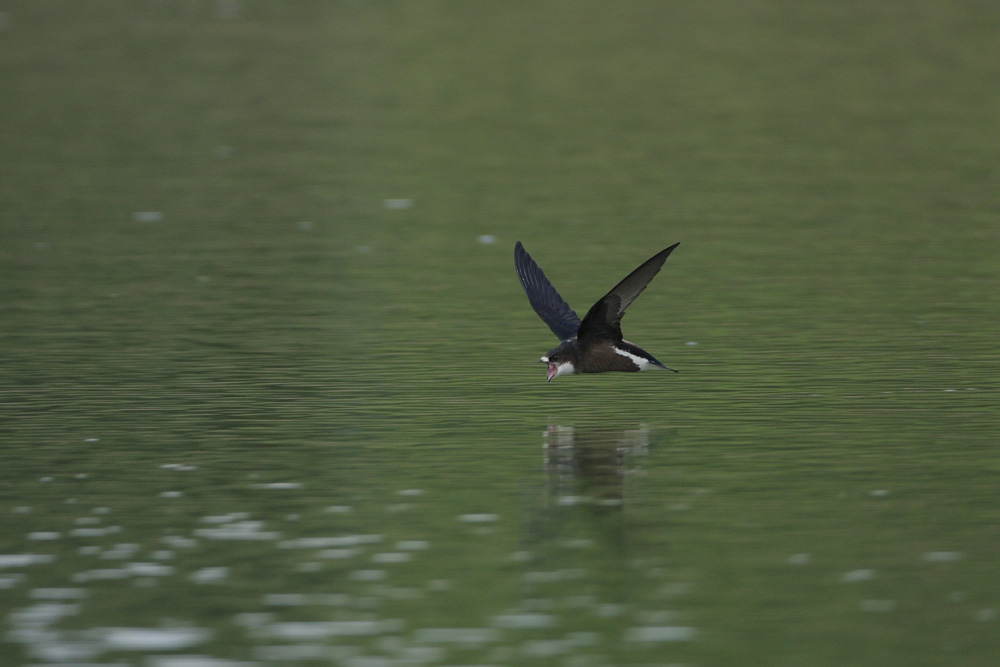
[3, 424, 700, 664]
[3, 2, 1000, 666]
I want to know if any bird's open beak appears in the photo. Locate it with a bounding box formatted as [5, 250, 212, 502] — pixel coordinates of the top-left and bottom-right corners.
[545, 362, 558, 382]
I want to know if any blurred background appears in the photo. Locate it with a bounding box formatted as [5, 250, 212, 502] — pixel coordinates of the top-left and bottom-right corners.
[2, 1, 998, 665]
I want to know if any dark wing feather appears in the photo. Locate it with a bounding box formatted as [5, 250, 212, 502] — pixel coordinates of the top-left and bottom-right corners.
[577, 242, 680, 342]
[514, 242, 581, 340]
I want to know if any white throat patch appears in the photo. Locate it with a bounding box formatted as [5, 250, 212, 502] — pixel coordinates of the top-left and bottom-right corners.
[551, 361, 575, 379]
[542, 356, 576, 381]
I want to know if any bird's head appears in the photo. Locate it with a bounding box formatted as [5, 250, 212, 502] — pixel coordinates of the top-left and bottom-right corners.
[539, 341, 578, 382]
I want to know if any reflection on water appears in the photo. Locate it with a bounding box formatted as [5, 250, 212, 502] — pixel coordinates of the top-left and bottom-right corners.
[534, 422, 700, 650]
[543, 422, 652, 511]
[3, 424, 699, 665]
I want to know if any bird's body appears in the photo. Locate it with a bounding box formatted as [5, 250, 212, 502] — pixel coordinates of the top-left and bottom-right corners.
[514, 241, 680, 382]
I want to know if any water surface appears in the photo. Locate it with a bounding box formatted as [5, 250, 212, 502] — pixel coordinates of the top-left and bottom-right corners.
[2, 2, 998, 665]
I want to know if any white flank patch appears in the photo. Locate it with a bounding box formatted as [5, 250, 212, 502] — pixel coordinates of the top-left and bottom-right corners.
[613, 347, 656, 371]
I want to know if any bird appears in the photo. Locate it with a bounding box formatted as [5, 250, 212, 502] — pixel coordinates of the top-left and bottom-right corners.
[514, 241, 680, 382]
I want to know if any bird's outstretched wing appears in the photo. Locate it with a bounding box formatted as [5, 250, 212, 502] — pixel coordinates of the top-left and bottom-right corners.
[577, 242, 680, 342]
[514, 241, 582, 341]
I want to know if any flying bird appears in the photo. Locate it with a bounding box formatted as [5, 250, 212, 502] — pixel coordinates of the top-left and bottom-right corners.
[514, 241, 680, 382]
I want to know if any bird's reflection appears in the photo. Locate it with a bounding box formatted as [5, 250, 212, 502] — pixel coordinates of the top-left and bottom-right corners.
[520, 422, 655, 560]
[542, 422, 651, 513]
[518, 422, 660, 597]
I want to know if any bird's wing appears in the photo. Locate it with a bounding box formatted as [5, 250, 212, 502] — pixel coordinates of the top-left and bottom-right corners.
[577, 242, 679, 342]
[514, 241, 582, 341]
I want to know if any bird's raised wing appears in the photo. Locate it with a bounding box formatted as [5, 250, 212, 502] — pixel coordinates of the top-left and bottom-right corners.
[514, 241, 582, 341]
[577, 242, 679, 342]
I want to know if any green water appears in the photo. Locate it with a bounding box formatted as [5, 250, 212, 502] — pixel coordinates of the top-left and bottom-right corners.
[2, 2, 999, 665]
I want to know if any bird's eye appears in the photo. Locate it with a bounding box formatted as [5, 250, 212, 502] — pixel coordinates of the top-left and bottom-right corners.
[550, 354, 559, 362]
